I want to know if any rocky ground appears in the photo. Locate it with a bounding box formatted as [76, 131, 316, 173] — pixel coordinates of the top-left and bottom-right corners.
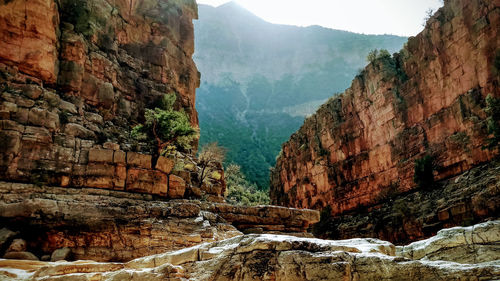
[0, 220, 498, 281]
[0, 181, 318, 262]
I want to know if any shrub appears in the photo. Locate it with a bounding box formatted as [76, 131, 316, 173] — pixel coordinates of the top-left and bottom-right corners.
[413, 155, 435, 189]
[198, 142, 226, 186]
[131, 93, 198, 155]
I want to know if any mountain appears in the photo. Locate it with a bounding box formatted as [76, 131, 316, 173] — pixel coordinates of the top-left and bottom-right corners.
[194, 2, 407, 188]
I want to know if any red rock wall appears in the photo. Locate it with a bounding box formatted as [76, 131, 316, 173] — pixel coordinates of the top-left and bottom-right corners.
[271, 0, 499, 216]
[0, 0, 228, 199]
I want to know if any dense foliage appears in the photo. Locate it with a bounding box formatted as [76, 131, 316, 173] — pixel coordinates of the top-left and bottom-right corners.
[225, 164, 270, 206]
[131, 93, 198, 155]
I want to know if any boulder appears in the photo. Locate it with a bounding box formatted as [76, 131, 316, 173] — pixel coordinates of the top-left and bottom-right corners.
[51, 247, 72, 262]
[0, 228, 18, 249]
[3, 251, 39, 261]
[6, 238, 26, 252]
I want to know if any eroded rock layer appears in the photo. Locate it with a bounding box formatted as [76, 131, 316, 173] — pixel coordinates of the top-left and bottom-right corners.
[0, 221, 498, 281]
[271, 0, 500, 241]
[0, 0, 221, 199]
[0, 182, 318, 262]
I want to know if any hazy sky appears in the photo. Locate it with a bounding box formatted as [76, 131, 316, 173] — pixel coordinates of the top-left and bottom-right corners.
[196, 0, 443, 36]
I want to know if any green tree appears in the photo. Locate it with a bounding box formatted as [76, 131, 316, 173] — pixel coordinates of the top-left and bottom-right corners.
[367, 49, 391, 63]
[225, 164, 270, 206]
[485, 94, 500, 149]
[131, 93, 198, 155]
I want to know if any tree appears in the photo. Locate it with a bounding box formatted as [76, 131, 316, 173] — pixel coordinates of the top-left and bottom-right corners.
[131, 93, 198, 155]
[367, 49, 378, 63]
[367, 49, 391, 63]
[198, 142, 226, 186]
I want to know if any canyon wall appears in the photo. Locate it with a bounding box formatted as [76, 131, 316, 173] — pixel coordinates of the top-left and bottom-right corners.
[0, 0, 229, 200]
[271, 0, 500, 242]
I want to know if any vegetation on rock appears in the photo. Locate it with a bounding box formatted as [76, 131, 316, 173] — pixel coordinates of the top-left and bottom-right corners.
[131, 93, 198, 155]
[198, 142, 226, 186]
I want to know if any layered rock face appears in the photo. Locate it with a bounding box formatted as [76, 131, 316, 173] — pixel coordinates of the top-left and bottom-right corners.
[271, 0, 500, 241]
[0, 182, 318, 262]
[0, 0, 228, 199]
[1, 221, 499, 280]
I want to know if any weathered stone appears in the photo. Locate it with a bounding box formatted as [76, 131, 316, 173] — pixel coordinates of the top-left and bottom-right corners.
[156, 156, 174, 174]
[58, 100, 78, 114]
[0, 0, 59, 83]
[113, 151, 126, 164]
[0, 228, 18, 249]
[98, 82, 115, 109]
[168, 175, 186, 199]
[64, 123, 95, 139]
[103, 142, 120, 150]
[22, 84, 43, 100]
[88, 148, 114, 163]
[51, 247, 72, 262]
[6, 238, 26, 252]
[3, 251, 39, 261]
[127, 152, 151, 169]
[397, 220, 500, 264]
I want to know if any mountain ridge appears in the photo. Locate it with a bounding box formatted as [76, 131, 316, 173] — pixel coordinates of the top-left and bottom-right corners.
[195, 2, 408, 188]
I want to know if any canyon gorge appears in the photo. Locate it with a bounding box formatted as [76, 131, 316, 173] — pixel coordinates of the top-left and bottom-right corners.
[0, 0, 498, 280]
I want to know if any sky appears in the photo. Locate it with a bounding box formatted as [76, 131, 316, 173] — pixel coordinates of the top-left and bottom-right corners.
[196, 0, 444, 36]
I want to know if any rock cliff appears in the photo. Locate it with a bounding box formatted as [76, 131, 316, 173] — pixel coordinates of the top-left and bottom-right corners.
[0, 0, 231, 200]
[271, 0, 500, 242]
[1, 221, 499, 280]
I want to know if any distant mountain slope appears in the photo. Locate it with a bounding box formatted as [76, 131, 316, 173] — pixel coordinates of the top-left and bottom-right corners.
[194, 2, 407, 188]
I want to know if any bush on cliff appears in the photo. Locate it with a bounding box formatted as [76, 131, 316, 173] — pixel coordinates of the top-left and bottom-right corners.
[225, 164, 270, 206]
[131, 93, 198, 155]
[198, 142, 226, 186]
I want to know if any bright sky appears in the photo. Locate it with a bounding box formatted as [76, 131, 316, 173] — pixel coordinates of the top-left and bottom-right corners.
[196, 0, 444, 36]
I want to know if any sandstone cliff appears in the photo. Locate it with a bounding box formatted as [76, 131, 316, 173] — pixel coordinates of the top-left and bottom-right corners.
[1, 221, 499, 280]
[0, 0, 230, 200]
[271, 0, 500, 242]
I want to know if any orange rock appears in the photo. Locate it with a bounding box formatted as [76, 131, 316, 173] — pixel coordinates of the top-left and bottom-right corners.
[0, 0, 59, 84]
[168, 175, 186, 199]
[271, 0, 499, 225]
